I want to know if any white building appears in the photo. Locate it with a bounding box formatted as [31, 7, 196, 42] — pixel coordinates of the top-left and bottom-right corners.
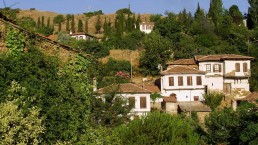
[69, 32, 96, 40]
[161, 54, 254, 102]
[160, 66, 206, 102]
[139, 22, 154, 34]
[195, 54, 253, 94]
[97, 83, 151, 116]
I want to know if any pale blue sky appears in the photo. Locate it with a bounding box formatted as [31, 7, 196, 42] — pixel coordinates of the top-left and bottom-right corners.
[3, 0, 250, 15]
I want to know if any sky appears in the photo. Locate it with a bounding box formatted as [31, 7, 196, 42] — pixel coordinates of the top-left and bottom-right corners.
[2, 0, 250, 15]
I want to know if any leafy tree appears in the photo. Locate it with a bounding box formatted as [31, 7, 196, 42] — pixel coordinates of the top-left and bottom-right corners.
[115, 8, 132, 15]
[139, 32, 172, 75]
[66, 15, 70, 32]
[76, 40, 109, 58]
[84, 10, 103, 17]
[18, 17, 36, 31]
[91, 87, 132, 127]
[208, 0, 223, 26]
[116, 111, 202, 145]
[54, 14, 64, 31]
[203, 91, 224, 110]
[78, 19, 83, 32]
[150, 14, 162, 22]
[150, 92, 162, 107]
[0, 101, 44, 144]
[136, 14, 141, 30]
[5, 28, 25, 57]
[205, 102, 258, 144]
[229, 5, 244, 25]
[95, 14, 101, 34]
[37, 16, 40, 27]
[248, 0, 258, 28]
[36, 26, 54, 36]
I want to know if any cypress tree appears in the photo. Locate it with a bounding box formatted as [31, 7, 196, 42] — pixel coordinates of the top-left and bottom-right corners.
[71, 15, 75, 33]
[85, 17, 89, 33]
[66, 15, 70, 32]
[41, 16, 45, 27]
[95, 14, 101, 34]
[248, 0, 258, 28]
[136, 14, 141, 30]
[78, 19, 83, 32]
[127, 13, 132, 32]
[37, 17, 40, 28]
[47, 17, 50, 27]
[208, 0, 223, 26]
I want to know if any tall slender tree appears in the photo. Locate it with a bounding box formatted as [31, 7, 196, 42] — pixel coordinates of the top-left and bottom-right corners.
[71, 15, 75, 33]
[78, 19, 83, 32]
[41, 16, 45, 27]
[85, 17, 89, 33]
[37, 17, 40, 28]
[47, 17, 50, 27]
[248, 0, 258, 28]
[208, 0, 223, 26]
[95, 14, 101, 34]
[136, 14, 141, 30]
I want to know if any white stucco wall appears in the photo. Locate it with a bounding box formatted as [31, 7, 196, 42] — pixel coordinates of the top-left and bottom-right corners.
[71, 34, 94, 40]
[198, 61, 224, 76]
[224, 60, 251, 77]
[161, 74, 205, 102]
[204, 76, 224, 92]
[121, 93, 151, 116]
[224, 78, 249, 91]
[140, 25, 153, 34]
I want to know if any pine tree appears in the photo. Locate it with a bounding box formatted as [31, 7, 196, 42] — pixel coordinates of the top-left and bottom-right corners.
[78, 19, 83, 32]
[195, 2, 205, 19]
[208, 0, 223, 26]
[126, 13, 132, 32]
[103, 17, 108, 35]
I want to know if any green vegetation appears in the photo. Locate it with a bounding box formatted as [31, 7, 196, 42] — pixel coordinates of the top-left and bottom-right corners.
[84, 10, 103, 17]
[203, 91, 224, 110]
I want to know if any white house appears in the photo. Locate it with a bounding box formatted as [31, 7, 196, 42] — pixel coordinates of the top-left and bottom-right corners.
[97, 83, 151, 116]
[160, 66, 206, 102]
[161, 54, 254, 102]
[139, 22, 154, 34]
[195, 54, 253, 94]
[69, 32, 96, 40]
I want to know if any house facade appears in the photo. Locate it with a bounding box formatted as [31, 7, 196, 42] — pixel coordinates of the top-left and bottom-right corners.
[160, 66, 206, 102]
[139, 22, 154, 34]
[195, 54, 253, 94]
[69, 32, 96, 40]
[161, 54, 253, 102]
[97, 83, 151, 116]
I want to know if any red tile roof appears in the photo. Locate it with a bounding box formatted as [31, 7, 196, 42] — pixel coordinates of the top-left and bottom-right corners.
[163, 96, 177, 102]
[195, 54, 254, 62]
[97, 83, 151, 94]
[160, 66, 205, 75]
[166, 59, 196, 65]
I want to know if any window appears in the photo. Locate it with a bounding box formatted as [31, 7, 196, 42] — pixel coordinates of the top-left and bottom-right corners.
[235, 63, 240, 72]
[243, 63, 247, 72]
[129, 97, 135, 108]
[194, 96, 199, 101]
[196, 76, 202, 85]
[169, 77, 174, 86]
[178, 76, 183, 86]
[213, 64, 221, 72]
[140, 97, 146, 108]
[187, 76, 192, 86]
[206, 64, 211, 72]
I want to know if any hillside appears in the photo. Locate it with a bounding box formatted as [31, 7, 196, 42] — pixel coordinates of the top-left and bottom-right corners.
[17, 9, 152, 35]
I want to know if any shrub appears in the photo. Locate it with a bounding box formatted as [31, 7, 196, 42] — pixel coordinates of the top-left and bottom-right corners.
[203, 91, 224, 110]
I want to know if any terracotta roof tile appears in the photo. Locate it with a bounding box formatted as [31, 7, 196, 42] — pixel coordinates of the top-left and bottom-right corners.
[166, 59, 196, 65]
[195, 54, 254, 62]
[163, 96, 177, 102]
[160, 66, 205, 75]
[97, 83, 151, 94]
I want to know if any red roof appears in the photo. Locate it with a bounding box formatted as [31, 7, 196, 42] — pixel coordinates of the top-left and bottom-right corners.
[160, 66, 205, 75]
[195, 54, 254, 62]
[166, 59, 196, 65]
[97, 83, 151, 94]
[163, 96, 177, 102]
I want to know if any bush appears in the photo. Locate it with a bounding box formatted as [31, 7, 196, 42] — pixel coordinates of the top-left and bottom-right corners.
[115, 111, 202, 145]
[203, 91, 224, 110]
